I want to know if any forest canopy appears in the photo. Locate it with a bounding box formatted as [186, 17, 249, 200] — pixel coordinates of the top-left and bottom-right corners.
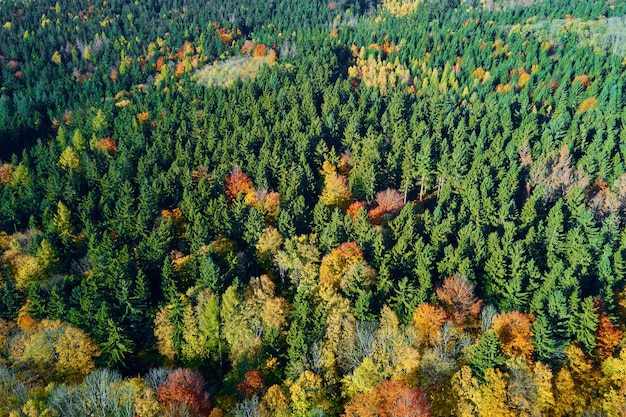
[2, 0, 626, 415]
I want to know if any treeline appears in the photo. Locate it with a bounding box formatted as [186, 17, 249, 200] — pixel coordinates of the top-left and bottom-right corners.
[2, 0, 626, 415]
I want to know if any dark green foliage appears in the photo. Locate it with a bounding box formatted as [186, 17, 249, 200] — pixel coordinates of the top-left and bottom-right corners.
[2, 0, 626, 413]
[468, 332, 505, 382]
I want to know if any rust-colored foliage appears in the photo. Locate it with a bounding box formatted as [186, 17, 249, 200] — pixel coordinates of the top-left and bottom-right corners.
[453, 57, 462, 74]
[225, 168, 254, 202]
[595, 313, 622, 359]
[237, 369, 265, 397]
[110, 68, 118, 81]
[175, 61, 185, 78]
[17, 304, 37, 331]
[368, 188, 405, 225]
[595, 299, 622, 360]
[155, 56, 166, 71]
[337, 150, 353, 176]
[573, 74, 592, 88]
[413, 302, 447, 345]
[436, 274, 483, 328]
[95, 137, 117, 154]
[343, 379, 430, 417]
[346, 201, 366, 219]
[216, 28, 234, 44]
[492, 311, 535, 360]
[157, 368, 212, 415]
[208, 409, 224, 417]
[586, 179, 621, 221]
[551, 77, 559, 91]
[0, 163, 12, 185]
[261, 191, 280, 220]
[253, 43, 268, 57]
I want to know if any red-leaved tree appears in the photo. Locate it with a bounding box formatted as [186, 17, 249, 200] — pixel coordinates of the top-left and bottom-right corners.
[368, 188, 405, 225]
[157, 368, 212, 416]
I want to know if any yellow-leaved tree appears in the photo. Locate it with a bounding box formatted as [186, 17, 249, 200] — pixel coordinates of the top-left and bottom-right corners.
[10, 319, 99, 382]
[320, 161, 352, 210]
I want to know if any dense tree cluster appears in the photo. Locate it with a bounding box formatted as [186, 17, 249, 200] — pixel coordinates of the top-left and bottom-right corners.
[2, 0, 626, 415]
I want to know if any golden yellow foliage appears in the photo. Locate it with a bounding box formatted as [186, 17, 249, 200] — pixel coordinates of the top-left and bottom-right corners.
[154, 306, 177, 361]
[115, 99, 131, 108]
[319, 242, 374, 297]
[381, 0, 423, 16]
[577, 97, 597, 114]
[516, 72, 531, 89]
[412, 302, 447, 346]
[13, 319, 99, 382]
[533, 362, 555, 414]
[348, 54, 411, 95]
[492, 311, 534, 359]
[51, 51, 61, 64]
[58, 146, 80, 170]
[256, 226, 283, 264]
[135, 387, 161, 417]
[137, 112, 150, 123]
[472, 67, 488, 83]
[477, 368, 515, 417]
[289, 371, 329, 415]
[320, 161, 352, 210]
[261, 385, 290, 417]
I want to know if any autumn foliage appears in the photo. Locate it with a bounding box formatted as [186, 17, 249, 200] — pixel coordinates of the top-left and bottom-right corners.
[347, 201, 366, 219]
[595, 309, 622, 359]
[237, 369, 265, 397]
[225, 168, 254, 202]
[492, 311, 534, 359]
[577, 97, 597, 114]
[157, 368, 212, 416]
[320, 161, 353, 210]
[436, 274, 483, 328]
[368, 188, 405, 225]
[343, 379, 430, 417]
[319, 242, 375, 296]
[94, 137, 117, 154]
[413, 302, 447, 345]
[0, 163, 12, 185]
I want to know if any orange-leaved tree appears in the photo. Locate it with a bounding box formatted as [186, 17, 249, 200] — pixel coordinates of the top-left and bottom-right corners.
[412, 302, 447, 346]
[157, 368, 212, 416]
[436, 274, 482, 328]
[368, 188, 405, 225]
[319, 242, 375, 298]
[492, 311, 534, 360]
[237, 369, 265, 398]
[343, 379, 430, 417]
[225, 168, 254, 202]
